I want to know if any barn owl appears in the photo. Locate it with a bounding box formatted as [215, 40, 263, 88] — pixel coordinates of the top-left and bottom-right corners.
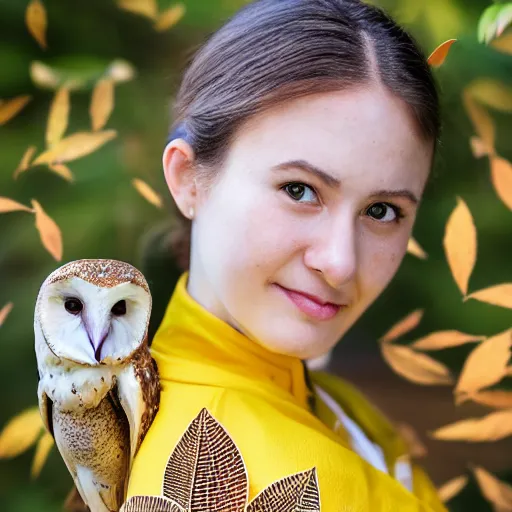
[35, 259, 160, 512]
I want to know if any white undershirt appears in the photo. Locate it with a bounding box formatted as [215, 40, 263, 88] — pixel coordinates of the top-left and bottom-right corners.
[313, 384, 413, 492]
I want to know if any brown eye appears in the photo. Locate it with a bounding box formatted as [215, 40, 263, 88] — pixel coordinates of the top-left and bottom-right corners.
[65, 298, 83, 315]
[111, 300, 127, 316]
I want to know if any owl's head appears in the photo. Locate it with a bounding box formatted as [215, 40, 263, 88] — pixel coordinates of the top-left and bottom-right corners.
[35, 259, 152, 366]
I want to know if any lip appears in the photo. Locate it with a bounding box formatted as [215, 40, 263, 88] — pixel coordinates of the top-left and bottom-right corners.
[274, 284, 346, 321]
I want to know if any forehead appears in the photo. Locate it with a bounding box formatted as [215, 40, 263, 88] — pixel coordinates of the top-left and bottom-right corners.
[222, 85, 433, 191]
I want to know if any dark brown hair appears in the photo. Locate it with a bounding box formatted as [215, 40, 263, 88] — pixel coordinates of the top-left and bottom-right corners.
[162, 0, 440, 272]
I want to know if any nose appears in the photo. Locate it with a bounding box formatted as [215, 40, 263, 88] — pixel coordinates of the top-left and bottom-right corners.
[304, 214, 357, 289]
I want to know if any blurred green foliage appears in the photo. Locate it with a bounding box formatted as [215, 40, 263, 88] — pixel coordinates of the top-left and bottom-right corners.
[0, 0, 511, 510]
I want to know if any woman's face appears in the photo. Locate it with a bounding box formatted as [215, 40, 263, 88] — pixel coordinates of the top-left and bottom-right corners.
[173, 85, 433, 359]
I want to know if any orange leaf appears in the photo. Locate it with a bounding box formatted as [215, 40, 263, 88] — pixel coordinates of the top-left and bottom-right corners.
[468, 390, 512, 410]
[0, 303, 13, 327]
[468, 283, 512, 309]
[381, 344, 453, 385]
[456, 329, 511, 396]
[117, 0, 157, 19]
[13, 145, 37, 179]
[0, 96, 32, 125]
[427, 39, 457, 67]
[90, 79, 114, 131]
[132, 178, 163, 209]
[396, 423, 427, 458]
[491, 31, 512, 56]
[443, 197, 477, 297]
[33, 130, 117, 165]
[411, 331, 484, 351]
[25, 0, 47, 50]
[407, 237, 428, 259]
[437, 475, 469, 503]
[155, 3, 185, 31]
[473, 466, 512, 510]
[48, 163, 74, 182]
[431, 409, 512, 442]
[31, 431, 53, 479]
[46, 87, 70, 147]
[463, 92, 495, 155]
[379, 309, 424, 343]
[0, 197, 33, 213]
[469, 136, 493, 159]
[490, 156, 512, 210]
[31, 200, 63, 261]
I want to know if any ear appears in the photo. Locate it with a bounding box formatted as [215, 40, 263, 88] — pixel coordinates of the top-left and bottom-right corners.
[163, 138, 197, 219]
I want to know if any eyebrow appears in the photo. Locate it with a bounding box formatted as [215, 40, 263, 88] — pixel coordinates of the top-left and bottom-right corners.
[271, 159, 419, 205]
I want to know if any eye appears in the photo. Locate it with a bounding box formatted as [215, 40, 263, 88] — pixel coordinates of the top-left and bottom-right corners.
[64, 298, 83, 315]
[111, 300, 127, 316]
[366, 202, 404, 223]
[282, 182, 319, 204]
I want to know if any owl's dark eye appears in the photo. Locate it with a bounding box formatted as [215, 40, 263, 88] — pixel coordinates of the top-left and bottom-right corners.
[111, 300, 127, 316]
[64, 298, 83, 315]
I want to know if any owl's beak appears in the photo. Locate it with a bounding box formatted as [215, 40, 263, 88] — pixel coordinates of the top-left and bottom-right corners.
[83, 312, 111, 363]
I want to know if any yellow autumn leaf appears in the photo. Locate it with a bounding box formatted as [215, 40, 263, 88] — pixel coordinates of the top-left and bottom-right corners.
[30, 61, 60, 89]
[0, 197, 33, 213]
[117, 0, 157, 19]
[0, 407, 44, 458]
[407, 237, 427, 259]
[48, 163, 74, 182]
[0, 96, 32, 125]
[437, 475, 469, 503]
[468, 283, 512, 309]
[13, 145, 37, 179]
[25, 0, 47, 50]
[381, 344, 453, 385]
[473, 466, 512, 510]
[90, 79, 114, 131]
[132, 178, 163, 208]
[443, 197, 477, 297]
[154, 3, 185, 31]
[467, 390, 512, 410]
[491, 31, 512, 56]
[466, 79, 512, 112]
[455, 329, 511, 396]
[107, 59, 136, 83]
[427, 39, 457, 67]
[46, 87, 70, 147]
[31, 200, 63, 261]
[490, 156, 512, 211]
[31, 431, 54, 479]
[0, 303, 13, 327]
[33, 130, 117, 165]
[411, 330, 485, 351]
[431, 409, 512, 442]
[463, 92, 495, 154]
[379, 309, 424, 343]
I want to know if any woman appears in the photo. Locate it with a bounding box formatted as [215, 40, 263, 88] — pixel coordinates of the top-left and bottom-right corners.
[126, 0, 445, 510]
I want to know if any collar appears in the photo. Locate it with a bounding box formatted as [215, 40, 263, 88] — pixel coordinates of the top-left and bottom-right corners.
[151, 272, 312, 411]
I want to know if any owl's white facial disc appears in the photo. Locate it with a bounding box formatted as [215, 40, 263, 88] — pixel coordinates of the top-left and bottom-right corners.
[39, 277, 151, 365]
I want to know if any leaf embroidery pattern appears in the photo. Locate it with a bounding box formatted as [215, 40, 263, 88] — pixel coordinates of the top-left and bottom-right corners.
[122, 408, 321, 512]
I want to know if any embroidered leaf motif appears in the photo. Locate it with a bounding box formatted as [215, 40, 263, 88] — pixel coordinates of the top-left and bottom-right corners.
[124, 408, 321, 512]
[163, 407, 248, 511]
[121, 496, 184, 512]
[246, 468, 320, 512]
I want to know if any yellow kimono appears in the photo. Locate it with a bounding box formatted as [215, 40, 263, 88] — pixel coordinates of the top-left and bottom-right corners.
[126, 272, 446, 512]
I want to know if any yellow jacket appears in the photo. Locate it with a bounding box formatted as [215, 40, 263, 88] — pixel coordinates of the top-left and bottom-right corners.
[126, 272, 446, 511]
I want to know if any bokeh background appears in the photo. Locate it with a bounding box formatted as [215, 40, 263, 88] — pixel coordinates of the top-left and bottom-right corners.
[1, 0, 511, 510]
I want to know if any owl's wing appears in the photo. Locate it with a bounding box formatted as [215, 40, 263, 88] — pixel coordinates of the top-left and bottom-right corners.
[116, 340, 160, 471]
[37, 384, 54, 437]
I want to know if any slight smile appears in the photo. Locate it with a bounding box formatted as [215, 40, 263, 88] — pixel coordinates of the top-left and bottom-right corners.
[273, 283, 346, 321]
